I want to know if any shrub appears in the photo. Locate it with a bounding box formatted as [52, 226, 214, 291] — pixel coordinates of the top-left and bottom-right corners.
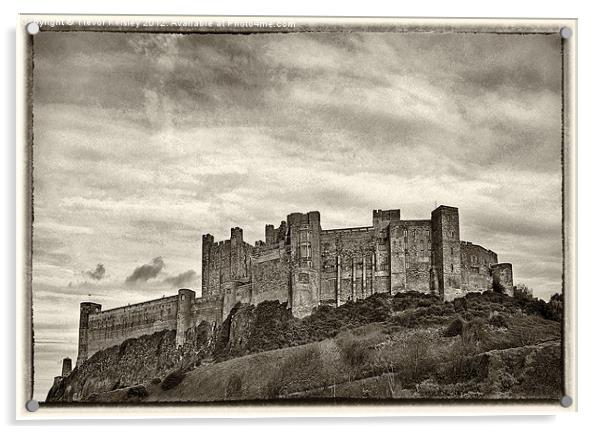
[444, 318, 465, 337]
[492, 280, 506, 294]
[127, 385, 149, 399]
[453, 297, 468, 312]
[160, 370, 186, 391]
[150, 377, 161, 385]
[225, 373, 243, 398]
[489, 313, 509, 328]
[336, 332, 371, 369]
[390, 310, 418, 328]
[265, 345, 321, 399]
[462, 318, 487, 345]
[415, 378, 442, 397]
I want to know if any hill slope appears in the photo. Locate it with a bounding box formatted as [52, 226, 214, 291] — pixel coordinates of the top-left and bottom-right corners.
[46, 290, 563, 402]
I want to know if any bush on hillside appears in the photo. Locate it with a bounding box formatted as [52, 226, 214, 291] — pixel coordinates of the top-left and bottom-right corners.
[444, 318, 465, 337]
[265, 345, 322, 399]
[160, 370, 186, 391]
[489, 313, 509, 328]
[225, 373, 243, 398]
[336, 332, 372, 369]
[214, 289, 562, 365]
[126, 385, 149, 399]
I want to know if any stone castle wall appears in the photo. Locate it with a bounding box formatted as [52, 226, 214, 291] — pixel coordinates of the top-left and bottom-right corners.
[250, 244, 291, 307]
[390, 220, 432, 294]
[320, 227, 375, 305]
[83, 296, 179, 364]
[460, 241, 499, 293]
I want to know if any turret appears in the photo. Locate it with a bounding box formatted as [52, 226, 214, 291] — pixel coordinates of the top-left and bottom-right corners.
[286, 212, 322, 317]
[230, 227, 243, 244]
[176, 288, 195, 347]
[492, 263, 514, 296]
[431, 205, 462, 300]
[372, 209, 400, 227]
[76, 302, 102, 366]
[61, 357, 72, 377]
[201, 233, 214, 294]
[265, 224, 276, 245]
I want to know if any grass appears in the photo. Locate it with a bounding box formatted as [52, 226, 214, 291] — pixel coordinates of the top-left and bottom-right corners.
[61, 289, 563, 402]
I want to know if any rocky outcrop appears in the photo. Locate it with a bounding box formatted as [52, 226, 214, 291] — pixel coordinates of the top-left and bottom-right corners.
[46, 321, 214, 402]
[214, 300, 295, 359]
[46, 300, 293, 402]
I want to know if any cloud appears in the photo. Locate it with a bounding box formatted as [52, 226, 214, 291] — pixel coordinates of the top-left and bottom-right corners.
[164, 270, 199, 288]
[84, 264, 106, 280]
[125, 257, 165, 285]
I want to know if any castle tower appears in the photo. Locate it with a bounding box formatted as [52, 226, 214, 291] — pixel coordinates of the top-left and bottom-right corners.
[76, 302, 102, 367]
[230, 227, 247, 280]
[201, 233, 214, 295]
[431, 206, 462, 300]
[491, 263, 514, 296]
[287, 211, 322, 317]
[265, 221, 287, 246]
[265, 224, 276, 245]
[61, 357, 72, 377]
[372, 209, 400, 294]
[175, 288, 195, 347]
[372, 209, 401, 227]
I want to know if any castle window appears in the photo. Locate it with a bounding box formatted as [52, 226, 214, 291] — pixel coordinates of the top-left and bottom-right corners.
[450, 247, 454, 255]
[181, 295, 186, 300]
[451, 264, 454, 272]
[298, 273, 310, 284]
[300, 245, 310, 258]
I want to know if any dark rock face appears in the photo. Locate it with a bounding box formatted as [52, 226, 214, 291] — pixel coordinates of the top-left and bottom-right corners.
[47, 300, 294, 402]
[46, 321, 214, 402]
[214, 300, 295, 359]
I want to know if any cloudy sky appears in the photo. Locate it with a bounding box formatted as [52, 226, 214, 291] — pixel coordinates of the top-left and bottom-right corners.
[31, 30, 562, 399]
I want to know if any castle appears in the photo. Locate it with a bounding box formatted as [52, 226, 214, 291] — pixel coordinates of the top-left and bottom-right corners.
[57, 205, 513, 378]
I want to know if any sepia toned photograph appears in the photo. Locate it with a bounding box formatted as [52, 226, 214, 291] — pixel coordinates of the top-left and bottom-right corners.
[17, 15, 576, 416]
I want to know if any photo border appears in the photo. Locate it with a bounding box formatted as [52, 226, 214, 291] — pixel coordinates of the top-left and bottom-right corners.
[15, 13, 577, 419]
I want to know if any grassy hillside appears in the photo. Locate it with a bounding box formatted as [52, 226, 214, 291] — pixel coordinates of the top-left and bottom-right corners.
[91, 304, 561, 402]
[47, 290, 563, 402]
